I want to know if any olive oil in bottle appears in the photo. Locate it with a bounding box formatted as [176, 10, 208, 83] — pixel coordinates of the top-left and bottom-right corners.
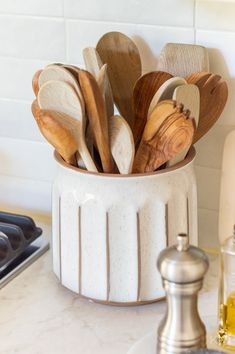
[217, 228, 235, 349]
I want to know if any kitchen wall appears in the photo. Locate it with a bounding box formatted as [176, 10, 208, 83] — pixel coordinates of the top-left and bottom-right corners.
[0, 0, 233, 249]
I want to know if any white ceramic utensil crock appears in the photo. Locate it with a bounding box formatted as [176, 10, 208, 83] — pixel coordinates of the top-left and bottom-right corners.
[52, 147, 197, 305]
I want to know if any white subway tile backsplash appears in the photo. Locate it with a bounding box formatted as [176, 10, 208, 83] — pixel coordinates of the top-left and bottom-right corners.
[195, 124, 233, 169]
[64, 0, 194, 27]
[195, 166, 221, 211]
[196, 1, 235, 32]
[0, 15, 66, 61]
[198, 208, 219, 250]
[66, 20, 194, 72]
[0, 57, 48, 101]
[0, 99, 43, 141]
[0, 138, 56, 182]
[0, 175, 52, 214]
[0, 0, 63, 17]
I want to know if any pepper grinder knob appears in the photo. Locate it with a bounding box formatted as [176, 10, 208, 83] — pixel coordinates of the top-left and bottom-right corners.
[157, 233, 209, 354]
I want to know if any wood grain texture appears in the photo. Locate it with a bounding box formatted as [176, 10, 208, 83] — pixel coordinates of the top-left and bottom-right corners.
[148, 77, 186, 117]
[97, 64, 114, 120]
[133, 100, 195, 173]
[32, 69, 42, 97]
[38, 80, 97, 172]
[31, 99, 40, 120]
[83, 47, 103, 78]
[186, 72, 228, 143]
[36, 110, 78, 167]
[109, 115, 135, 174]
[167, 83, 200, 166]
[39, 64, 84, 111]
[133, 71, 173, 147]
[96, 31, 142, 128]
[78, 69, 114, 173]
[157, 43, 209, 77]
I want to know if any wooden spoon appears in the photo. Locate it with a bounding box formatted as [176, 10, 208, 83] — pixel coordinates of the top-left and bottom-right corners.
[133, 100, 195, 173]
[31, 99, 41, 120]
[96, 31, 142, 128]
[109, 115, 135, 174]
[78, 69, 114, 173]
[157, 43, 209, 77]
[32, 69, 42, 97]
[38, 65, 84, 110]
[36, 110, 78, 167]
[167, 84, 200, 166]
[97, 64, 114, 120]
[148, 77, 187, 117]
[38, 80, 97, 172]
[133, 71, 173, 147]
[186, 72, 228, 143]
[83, 47, 103, 78]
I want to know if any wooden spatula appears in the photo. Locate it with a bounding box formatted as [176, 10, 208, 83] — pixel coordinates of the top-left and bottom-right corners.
[36, 110, 78, 167]
[97, 64, 114, 120]
[32, 69, 43, 97]
[96, 31, 142, 128]
[109, 115, 135, 174]
[167, 83, 200, 166]
[133, 71, 173, 147]
[133, 100, 195, 173]
[186, 72, 228, 143]
[38, 80, 97, 172]
[78, 69, 114, 173]
[148, 77, 187, 117]
[157, 43, 209, 77]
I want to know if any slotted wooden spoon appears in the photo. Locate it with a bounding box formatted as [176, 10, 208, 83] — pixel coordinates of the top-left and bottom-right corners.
[38, 80, 97, 172]
[78, 69, 114, 173]
[186, 72, 228, 143]
[133, 100, 195, 173]
[133, 71, 173, 147]
[157, 43, 209, 77]
[96, 31, 142, 128]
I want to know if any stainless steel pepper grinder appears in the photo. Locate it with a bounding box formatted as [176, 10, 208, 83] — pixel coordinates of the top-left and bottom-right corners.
[157, 233, 209, 354]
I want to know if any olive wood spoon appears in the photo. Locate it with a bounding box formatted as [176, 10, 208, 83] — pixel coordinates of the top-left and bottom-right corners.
[133, 71, 173, 147]
[36, 110, 78, 167]
[97, 31, 142, 128]
[167, 83, 200, 166]
[133, 100, 195, 173]
[109, 115, 135, 174]
[78, 69, 114, 173]
[38, 80, 97, 172]
[186, 72, 228, 143]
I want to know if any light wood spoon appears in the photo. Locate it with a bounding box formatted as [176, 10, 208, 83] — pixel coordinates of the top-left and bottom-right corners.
[109, 115, 135, 174]
[133, 100, 195, 173]
[157, 43, 209, 77]
[31, 99, 41, 119]
[38, 64, 84, 111]
[36, 110, 78, 167]
[78, 69, 114, 173]
[186, 72, 228, 143]
[38, 80, 97, 172]
[133, 71, 173, 147]
[147, 77, 187, 117]
[32, 69, 42, 97]
[97, 31, 142, 128]
[83, 48, 114, 119]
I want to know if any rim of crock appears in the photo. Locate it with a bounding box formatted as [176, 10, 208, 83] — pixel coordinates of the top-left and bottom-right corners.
[54, 146, 196, 178]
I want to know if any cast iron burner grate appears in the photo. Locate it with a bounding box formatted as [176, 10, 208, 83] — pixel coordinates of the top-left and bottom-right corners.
[0, 211, 49, 288]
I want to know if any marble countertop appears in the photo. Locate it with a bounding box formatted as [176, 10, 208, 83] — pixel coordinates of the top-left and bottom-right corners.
[0, 216, 220, 354]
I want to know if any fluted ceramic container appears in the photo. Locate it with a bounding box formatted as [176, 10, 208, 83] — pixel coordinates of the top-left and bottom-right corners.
[52, 147, 197, 305]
